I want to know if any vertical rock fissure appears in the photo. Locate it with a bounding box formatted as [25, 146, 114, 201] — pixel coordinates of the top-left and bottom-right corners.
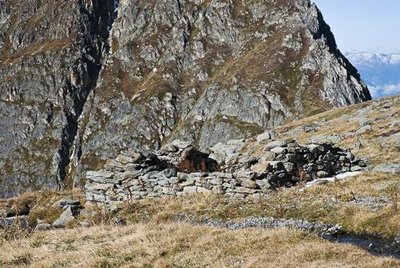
[56, 0, 118, 189]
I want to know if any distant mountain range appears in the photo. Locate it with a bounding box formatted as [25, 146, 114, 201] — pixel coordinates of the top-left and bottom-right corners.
[346, 52, 400, 98]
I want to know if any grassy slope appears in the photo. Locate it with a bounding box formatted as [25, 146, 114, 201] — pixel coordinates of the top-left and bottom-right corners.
[1, 95, 399, 267]
[1, 223, 398, 268]
[275, 95, 400, 165]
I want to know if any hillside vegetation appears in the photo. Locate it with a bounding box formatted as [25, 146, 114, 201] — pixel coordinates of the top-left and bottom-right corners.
[1, 95, 399, 267]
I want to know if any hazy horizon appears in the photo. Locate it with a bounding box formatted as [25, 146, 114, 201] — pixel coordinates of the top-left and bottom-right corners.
[313, 0, 400, 54]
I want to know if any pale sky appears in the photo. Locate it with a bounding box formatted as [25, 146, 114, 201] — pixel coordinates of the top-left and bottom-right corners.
[312, 0, 400, 53]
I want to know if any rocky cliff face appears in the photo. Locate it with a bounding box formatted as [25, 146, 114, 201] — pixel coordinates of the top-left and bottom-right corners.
[0, 0, 116, 197]
[0, 0, 370, 197]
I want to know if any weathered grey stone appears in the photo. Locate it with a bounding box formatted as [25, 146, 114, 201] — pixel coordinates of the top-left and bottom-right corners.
[180, 179, 196, 187]
[265, 161, 285, 170]
[52, 207, 75, 228]
[225, 155, 240, 166]
[373, 163, 400, 174]
[53, 199, 80, 208]
[256, 179, 271, 189]
[351, 166, 363, 172]
[307, 144, 324, 152]
[309, 134, 343, 144]
[86, 171, 114, 182]
[163, 168, 177, 178]
[157, 179, 169, 187]
[86, 183, 113, 192]
[104, 160, 126, 172]
[355, 125, 372, 135]
[124, 164, 142, 172]
[249, 162, 269, 174]
[83, 136, 368, 205]
[303, 125, 317, 133]
[283, 162, 295, 173]
[209, 177, 224, 185]
[209, 140, 245, 164]
[172, 140, 192, 150]
[86, 192, 107, 203]
[35, 223, 52, 231]
[232, 193, 246, 199]
[260, 151, 277, 162]
[256, 131, 277, 143]
[235, 170, 256, 180]
[197, 187, 212, 194]
[212, 186, 224, 194]
[210, 172, 233, 180]
[271, 147, 287, 155]
[234, 187, 258, 194]
[79, 209, 93, 217]
[125, 150, 143, 163]
[285, 153, 298, 162]
[116, 154, 135, 164]
[241, 179, 258, 189]
[183, 186, 198, 194]
[0, 216, 29, 228]
[317, 171, 329, 178]
[265, 141, 288, 150]
[118, 171, 140, 180]
[346, 152, 355, 161]
[160, 143, 178, 153]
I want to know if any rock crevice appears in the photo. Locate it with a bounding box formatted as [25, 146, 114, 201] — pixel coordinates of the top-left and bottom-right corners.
[0, 0, 371, 197]
[55, 0, 118, 188]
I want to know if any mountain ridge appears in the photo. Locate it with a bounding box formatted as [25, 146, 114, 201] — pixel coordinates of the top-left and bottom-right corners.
[346, 51, 400, 98]
[0, 0, 370, 197]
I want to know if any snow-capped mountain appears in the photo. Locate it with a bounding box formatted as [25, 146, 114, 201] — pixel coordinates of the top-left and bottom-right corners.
[346, 52, 400, 66]
[346, 52, 400, 98]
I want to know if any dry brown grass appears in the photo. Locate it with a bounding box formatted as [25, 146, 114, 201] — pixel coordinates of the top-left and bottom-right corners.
[1, 174, 399, 267]
[1, 95, 398, 266]
[276, 95, 400, 165]
[0, 189, 85, 227]
[0, 222, 398, 268]
[0, 36, 75, 67]
[98, 172, 399, 239]
[0, 173, 400, 258]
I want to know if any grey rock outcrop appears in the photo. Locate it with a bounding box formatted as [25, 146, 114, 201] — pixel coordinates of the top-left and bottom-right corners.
[52, 200, 83, 228]
[52, 207, 75, 228]
[77, 0, 370, 187]
[0, 0, 117, 197]
[0, 0, 370, 197]
[35, 223, 52, 231]
[0, 215, 29, 228]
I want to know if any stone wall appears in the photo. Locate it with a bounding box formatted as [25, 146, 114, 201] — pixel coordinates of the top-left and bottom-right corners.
[85, 136, 367, 206]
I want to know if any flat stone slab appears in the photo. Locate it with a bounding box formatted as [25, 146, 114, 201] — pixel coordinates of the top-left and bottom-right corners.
[304, 171, 363, 189]
[86, 171, 114, 182]
[373, 163, 400, 175]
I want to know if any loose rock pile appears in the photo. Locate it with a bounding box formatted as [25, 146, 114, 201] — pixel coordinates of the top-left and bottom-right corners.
[85, 136, 367, 206]
[0, 198, 85, 230]
[187, 216, 343, 238]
